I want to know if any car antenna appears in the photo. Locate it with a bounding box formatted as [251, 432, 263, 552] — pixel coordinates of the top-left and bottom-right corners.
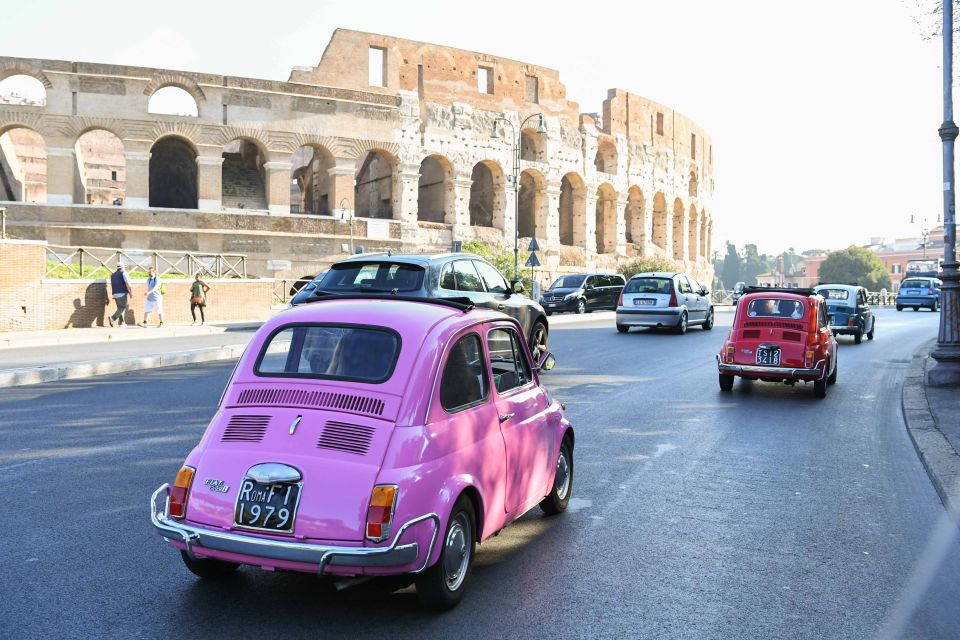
[387, 249, 393, 257]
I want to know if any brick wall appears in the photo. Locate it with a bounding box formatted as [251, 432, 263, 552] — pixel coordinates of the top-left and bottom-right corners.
[0, 240, 45, 330]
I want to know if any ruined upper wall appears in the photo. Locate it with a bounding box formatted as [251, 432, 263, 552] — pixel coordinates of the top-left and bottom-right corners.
[603, 89, 714, 172]
[289, 29, 581, 125]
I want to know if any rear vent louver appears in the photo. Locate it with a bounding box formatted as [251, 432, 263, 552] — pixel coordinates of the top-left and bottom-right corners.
[222, 415, 270, 442]
[744, 320, 804, 331]
[236, 388, 384, 417]
[783, 331, 803, 342]
[317, 421, 376, 456]
[742, 329, 761, 339]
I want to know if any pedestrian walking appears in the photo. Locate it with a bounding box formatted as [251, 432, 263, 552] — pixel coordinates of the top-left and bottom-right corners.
[190, 272, 210, 325]
[107, 263, 132, 327]
[141, 266, 164, 327]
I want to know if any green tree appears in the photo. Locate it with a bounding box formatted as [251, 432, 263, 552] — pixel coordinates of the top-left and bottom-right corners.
[460, 240, 532, 291]
[818, 246, 892, 290]
[720, 242, 742, 289]
[620, 256, 680, 280]
[741, 244, 772, 286]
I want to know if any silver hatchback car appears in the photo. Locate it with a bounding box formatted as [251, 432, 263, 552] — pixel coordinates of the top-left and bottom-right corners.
[615, 272, 714, 334]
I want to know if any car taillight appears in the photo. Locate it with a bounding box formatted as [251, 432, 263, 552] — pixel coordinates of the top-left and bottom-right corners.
[804, 350, 814, 368]
[617, 290, 624, 307]
[725, 345, 735, 363]
[169, 465, 195, 519]
[847, 317, 856, 326]
[669, 288, 678, 307]
[366, 484, 397, 542]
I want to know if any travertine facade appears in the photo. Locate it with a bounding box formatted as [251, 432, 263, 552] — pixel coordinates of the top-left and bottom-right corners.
[0, 29, 715, 280]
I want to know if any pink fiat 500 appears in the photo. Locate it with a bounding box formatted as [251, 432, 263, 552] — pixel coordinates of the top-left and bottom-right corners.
[150, 295, 574, 610]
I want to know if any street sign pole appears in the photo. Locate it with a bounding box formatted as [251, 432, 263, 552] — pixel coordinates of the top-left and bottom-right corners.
[931, 0, 960, 386]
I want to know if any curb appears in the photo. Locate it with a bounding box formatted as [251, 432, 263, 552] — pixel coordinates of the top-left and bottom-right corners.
[901, 339, 960, 517]
[0, 344, 248, 388]
[0, 322, 262, 350]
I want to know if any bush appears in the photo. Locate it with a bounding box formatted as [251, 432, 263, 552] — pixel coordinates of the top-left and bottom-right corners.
[460, 240, 533, 292]
[620, 256, 681, 280]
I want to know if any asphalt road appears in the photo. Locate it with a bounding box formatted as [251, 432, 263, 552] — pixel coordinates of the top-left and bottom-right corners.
[1, 307, 957, 639]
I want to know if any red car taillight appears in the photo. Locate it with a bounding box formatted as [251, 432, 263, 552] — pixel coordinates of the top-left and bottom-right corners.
[847, 317, 856, 326]
[669, 288, 679, 307]
[169, 466, 195, 519]
[366, 485, 397, 542]
[725, 345, 735, 363]
[804, 350, 815, 368]
[617, 290, 624, 307]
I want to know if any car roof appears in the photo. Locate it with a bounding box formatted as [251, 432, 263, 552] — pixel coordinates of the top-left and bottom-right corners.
[627, 272, 681, 279]
[815, 284, 861, 293]
[740, 290, 815, 302]
[336, 253, 482, 267]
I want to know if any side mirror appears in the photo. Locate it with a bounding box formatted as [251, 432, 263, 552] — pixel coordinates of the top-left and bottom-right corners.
[512, 280, 525, 295]
[699, 287, 709, 296]
[537, 352, 556, 371]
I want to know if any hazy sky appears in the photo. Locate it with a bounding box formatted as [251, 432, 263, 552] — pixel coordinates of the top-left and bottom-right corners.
[1, 0, 949, 256]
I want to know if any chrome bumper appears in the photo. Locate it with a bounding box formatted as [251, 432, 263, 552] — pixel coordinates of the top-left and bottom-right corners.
[716, 355, 826, 380]
[150, 484, 439, 574]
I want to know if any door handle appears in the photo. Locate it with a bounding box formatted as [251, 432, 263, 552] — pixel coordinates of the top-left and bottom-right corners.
[499, 413, 515, 423]
[497, 304, 505, 311]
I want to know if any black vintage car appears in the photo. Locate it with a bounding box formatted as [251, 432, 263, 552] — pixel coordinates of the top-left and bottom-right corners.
[539, 273, 626, 315]
[304, 253, 549, 359]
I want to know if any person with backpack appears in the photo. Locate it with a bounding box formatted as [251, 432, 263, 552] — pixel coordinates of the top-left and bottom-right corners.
[141, 266, 164, 327]
[108, 264, 133, 327]
[190, 273, 210, 325]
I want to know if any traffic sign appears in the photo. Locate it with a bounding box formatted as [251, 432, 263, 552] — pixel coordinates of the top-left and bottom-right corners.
[527, 237, 540, 252]
[525, 252, 541, 267]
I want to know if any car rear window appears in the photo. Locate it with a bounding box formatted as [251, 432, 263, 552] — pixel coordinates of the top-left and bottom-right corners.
[319, 262, 425, 293]
[256, 324, 401, 383]
[900, 279, 929, 288]
[745, 298, 805, 319]
[818, 289, 849, 300]
[624, 277, 673, 294]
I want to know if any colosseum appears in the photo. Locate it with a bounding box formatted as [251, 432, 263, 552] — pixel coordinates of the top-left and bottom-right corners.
[0, 29, 715, 283]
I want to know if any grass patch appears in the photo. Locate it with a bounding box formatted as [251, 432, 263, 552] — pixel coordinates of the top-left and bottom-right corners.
[45, 260, 182, 279]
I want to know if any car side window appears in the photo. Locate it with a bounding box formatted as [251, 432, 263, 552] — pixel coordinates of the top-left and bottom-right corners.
[439, 263, 457, 291]
[688, 276, 701, 293]
[439, 334, 488, 412]
[473, 260, 509, 294]
[487, 328, 532, 394]
[584, 276, 596, 289]
[819, 303, 828, 329]
[612, 275, 626, 287]
[678, 277, 692, 294]
[599, 275, 614, 287]
[454, 260, 485, 292]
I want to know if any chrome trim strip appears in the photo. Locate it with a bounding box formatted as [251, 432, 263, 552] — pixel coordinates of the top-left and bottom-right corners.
[246, 462, 302, 483]
[151, 485, 440, 573]
[716, 355, 826, 379]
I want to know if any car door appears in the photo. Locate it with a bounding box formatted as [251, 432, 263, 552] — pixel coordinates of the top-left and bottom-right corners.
[858, 288, 873, 332]
[686, 275, 709, 320]
[677, 276, 699, 320]
[583, 275, 603, 310]
[486, 325, 551, 514]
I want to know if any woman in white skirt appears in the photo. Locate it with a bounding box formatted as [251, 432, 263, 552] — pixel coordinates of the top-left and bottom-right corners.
[141, 266, 164, 327]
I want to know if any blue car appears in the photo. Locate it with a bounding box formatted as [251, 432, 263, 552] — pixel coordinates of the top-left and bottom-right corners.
[895, 277, 942, 312]
[814, 284, 875, 344]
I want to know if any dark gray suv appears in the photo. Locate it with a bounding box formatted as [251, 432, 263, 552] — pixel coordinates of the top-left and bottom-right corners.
[306, 253, 549, 359]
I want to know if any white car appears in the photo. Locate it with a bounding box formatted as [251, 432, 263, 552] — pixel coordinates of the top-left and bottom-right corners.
[615, 272, 714, 334]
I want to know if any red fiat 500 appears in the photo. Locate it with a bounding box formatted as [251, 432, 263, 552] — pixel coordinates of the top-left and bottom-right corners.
[717, 287, 838, 398]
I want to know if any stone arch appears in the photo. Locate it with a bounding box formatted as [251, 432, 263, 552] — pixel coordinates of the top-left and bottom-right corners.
[0, 74, 48, 107]
[594, 138, 618, 174]
[520, 128, 546, 162]
[149, 135, 197, 209]
[518, 168, 547, 240]
[143, 75, 206, 103]
[291, 144, 335, 215]
[0, 64, 53, 89]
[595, 183, 617, 254]
[688, 169, 699, 198]
[222, 137, 268, 210]
[147, 86, 199, 117]
[687, 204, 700, 261]
[355, 149, 395, 219]
[672, 198, 685, 260]
[0, 125, 46, 202]
[75, 129, 125, 205]
[469, 160, 504, 228]
[652, 192, 668, 250]
[625, 186, 645, 248]
[417, 154, 454, 223]
[558, 172, 585, 247]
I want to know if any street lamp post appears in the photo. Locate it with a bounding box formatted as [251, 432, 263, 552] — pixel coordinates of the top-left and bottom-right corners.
[338, 197, 354, 255]
[930, 0, 960, 386]
[490, 113, 547, 282]
[909, 213, 941, 260]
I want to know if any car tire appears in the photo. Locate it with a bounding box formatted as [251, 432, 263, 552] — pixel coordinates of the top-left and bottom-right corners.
[576, 299, 586, 314]
[529, 321, 548, 363]
[867, 323, 875, 340]
[932, 300, 940, 312]
[702, 307, 715, 330]
[719, 373, 734, 391]
[854, 330, 862, 345]
[814, 372, 828, 398]
[540, 437, 573, 516]
[913, 306, 920, 311]
[415, 495, 476, 612]
[674, 311, 688, 335]
[828, 355, 838, 384]
[896, 305, 902, 311]
[616, 323, 629, 334]
[544, 310, 552, 317]
[180, 551, 239, 579]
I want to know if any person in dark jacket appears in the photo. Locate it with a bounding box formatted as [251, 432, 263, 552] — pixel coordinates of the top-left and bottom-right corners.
[190, 273, 211, 325]
[107, 264, 132, 327]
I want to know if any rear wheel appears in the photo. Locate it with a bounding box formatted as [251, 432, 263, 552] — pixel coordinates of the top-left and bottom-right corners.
[896, 305, 903, 311]
[674, 311, 688, 335]
[719, 373, 734, 391]
[180, 551, 239, 579]
[867, 322, 875, 340]
[416, 495, 476, 611]
[913, 306, 920, 311]
[814, 372, 828, 398]
[828, 355, 838, 384]
[616, 323, 629, 334]
[540, 437, 573, 515]
[854, 330, 862, 345]
[932, 300, 940, 312]
[702, 307, 715, 330]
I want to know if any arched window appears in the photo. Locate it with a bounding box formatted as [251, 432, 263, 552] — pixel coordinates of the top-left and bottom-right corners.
[518, 169, 546, 239]
[594, 139, 617, 174]
[222, 139, 267, 210]
[687, 204, 700, 261]
[355, 150, 395, 219]
[417, 155, 452, 223]
[689, 170, 698, 198]
[595, 184, 617, 254]
[148, 86, 198, 117]
[558, 173, 585, 247]
[75, 130, 125, 205]
[0, 126, 46, 202]
[0, 74, 47, 107]
[625, 186, 645, 248]
[520, 128, 545, 162]
[149, 137, 197, 209]
[469, 161, 503, 228]
[672, 198, 685, 260]
[291, 145, 335, 215]
[652, 192, 668, 251]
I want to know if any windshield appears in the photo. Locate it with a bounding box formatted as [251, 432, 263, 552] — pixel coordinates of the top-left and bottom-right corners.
[550, 275, 586, 289]
[256, 324, 400, 383]
[624, 277, 673, 294]
[319, 262, 425, 293]
[900, 279, 930, 288]
[817, 289, 849, 301]
[745, 298, 806, 319]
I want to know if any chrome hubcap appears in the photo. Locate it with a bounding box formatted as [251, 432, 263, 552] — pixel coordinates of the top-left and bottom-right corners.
[442, 514, 471, 591]
[555, 447, 571, 500]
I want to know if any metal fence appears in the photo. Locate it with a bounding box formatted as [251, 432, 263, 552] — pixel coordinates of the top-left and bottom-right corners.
[711, 288, 899, 306]
[44, 245, 247, 279]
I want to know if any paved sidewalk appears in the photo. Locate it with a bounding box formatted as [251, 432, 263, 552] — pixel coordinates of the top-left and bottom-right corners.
[902, 339, 960, 518]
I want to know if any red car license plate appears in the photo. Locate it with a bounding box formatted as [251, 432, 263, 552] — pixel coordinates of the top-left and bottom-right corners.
[755, 347, 781, 366]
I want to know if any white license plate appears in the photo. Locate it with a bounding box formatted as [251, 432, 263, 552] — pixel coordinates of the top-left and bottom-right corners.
[756, 347, 781, 366]
[634, 299, 655, 306]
